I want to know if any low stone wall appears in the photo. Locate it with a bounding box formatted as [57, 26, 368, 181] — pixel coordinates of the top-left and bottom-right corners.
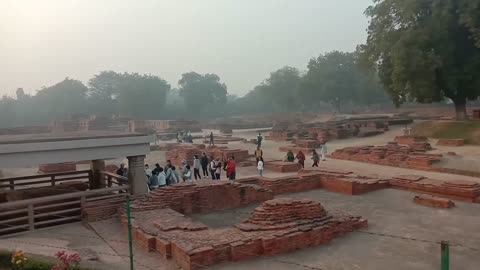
[413, 194, 455, 208]
[331, 142, 441, 171]
[391, 176, 480, 202]
[264, 161, 302, 173]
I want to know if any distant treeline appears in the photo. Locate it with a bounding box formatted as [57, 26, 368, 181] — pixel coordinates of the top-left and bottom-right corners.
[0, 50, 390, 128]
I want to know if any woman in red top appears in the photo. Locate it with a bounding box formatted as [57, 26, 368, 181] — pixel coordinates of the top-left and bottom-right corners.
[296, 151, 306, 168]
[227, 156, 236, 180]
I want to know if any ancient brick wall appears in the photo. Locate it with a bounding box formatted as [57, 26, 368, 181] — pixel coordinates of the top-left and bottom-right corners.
[123, 198, 367, 270]
[413, 194, 455, 208]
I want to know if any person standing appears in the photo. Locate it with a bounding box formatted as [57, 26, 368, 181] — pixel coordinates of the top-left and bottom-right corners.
[165, 164, 173, 185]
[184, 165, 192, 181]
[286, 150, 295, 162]
[257, 132, 263, 148]
[145, 164, 152, 179]
[116, 163, 128, 177]
[254, 146, 263, 162]
[200, 153, 209, 178]
[172, 166, 180, 184]
[215, 158, 222, 180]
[193, 155, 201, 180]
[209, 132, 214, 146]
[227, 156, 236, 180]
[257, 157, 264, 177]
[321, 143, 328, 161]
[210, 157, 217, 180]
[157, 167, 167, 188]
[312, 150, 320, 167]
[296, 151, 306, 168]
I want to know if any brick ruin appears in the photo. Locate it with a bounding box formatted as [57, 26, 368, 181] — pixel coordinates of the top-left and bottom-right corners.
[121, 197, 367, 270]
[413, 194, 455, 208]
[264, 161, 302, 173]
[331, 142, 442, 171]
[115, 166, 480, 269]
[266, 118, 392, 143]
[279, 139, 317, 154]
[436, 139, 465, 147]
[390, 175, 480, 202]
[165, 145, 251, 167]
[125, 181, 273, 215]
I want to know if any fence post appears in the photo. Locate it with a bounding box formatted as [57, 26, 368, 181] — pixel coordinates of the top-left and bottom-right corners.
[441, 241, 449, 270]
[51, 175, 56, 186]
[126, 195, 134, 270]
[27, 204, 34, 230]
[9, 179, 14, 190]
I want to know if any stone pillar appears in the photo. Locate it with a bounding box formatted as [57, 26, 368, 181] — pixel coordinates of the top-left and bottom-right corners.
[90, 159, 106, 189]
[127, 155, 148, 195]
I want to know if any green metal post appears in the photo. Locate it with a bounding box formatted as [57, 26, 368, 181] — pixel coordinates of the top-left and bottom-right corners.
[441, 241, 449, 270]
[127, 195, 134, 270]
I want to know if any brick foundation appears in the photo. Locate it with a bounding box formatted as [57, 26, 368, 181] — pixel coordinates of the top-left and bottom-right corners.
[166, 145, 250, 168]
[331, 143, 441, 172]
[278, 145, 314, 154]
[436, 139, 465, 147]
[413, 194, 455, 208]
[264, 161, 302, 173]
[391, 176, 480, 202]
[124, 181, 273, 215]
[394, 135, 428, 146]
[122, 198, 367, 270]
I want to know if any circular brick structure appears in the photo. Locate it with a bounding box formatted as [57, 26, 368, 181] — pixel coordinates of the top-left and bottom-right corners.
[238, 198, 328, 231]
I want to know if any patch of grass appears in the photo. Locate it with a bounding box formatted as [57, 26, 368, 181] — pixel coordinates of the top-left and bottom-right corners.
[412, 121, 480, 144]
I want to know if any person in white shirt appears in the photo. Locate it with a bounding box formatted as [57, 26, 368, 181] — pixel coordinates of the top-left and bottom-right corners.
[144, 164, 152, 179]
[257, 157, 264, 177]
[209, 157, 217, 180]
[184, 165, 192, 181]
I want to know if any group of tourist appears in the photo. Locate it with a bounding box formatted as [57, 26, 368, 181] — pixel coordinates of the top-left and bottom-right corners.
[176, 131, 194, 143]
[143, 152, 237, 191]
[284, 143, 327, 168]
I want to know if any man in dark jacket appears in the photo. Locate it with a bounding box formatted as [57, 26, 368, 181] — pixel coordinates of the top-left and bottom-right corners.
[200, 152, 209, 178]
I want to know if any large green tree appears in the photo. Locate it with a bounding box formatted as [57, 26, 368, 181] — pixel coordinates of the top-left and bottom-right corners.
[363, 0, 480, 119]
[35, 78, 89, 120]
[88, 71, 170, 118]
[178, 72, 227, 116]
[261, 66, 302, 112]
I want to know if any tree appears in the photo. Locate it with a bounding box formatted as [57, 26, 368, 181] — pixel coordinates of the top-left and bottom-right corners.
[35, 78, 89, 120]
[87, 71, 123, 115]
[261, 67, 302, 112]
[116, 73, 170, 119]
[301, 52, 359, 112]
[178, 72, 227, 116]
[88, 71, 170, 119]
[363, 0, 480, 119]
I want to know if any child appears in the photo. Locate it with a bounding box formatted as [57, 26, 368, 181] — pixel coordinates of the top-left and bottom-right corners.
[257, 157, 264, 177]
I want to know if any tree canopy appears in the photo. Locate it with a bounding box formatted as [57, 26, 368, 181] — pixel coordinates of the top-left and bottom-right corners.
[178, 72, 228, 116]
[363, 0, 480, 119]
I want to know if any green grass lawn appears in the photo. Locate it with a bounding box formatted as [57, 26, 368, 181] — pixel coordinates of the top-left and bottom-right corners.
[412, 121, 480, 144]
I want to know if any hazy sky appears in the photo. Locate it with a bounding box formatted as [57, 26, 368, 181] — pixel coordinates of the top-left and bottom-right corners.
[1, 0, 372, 97]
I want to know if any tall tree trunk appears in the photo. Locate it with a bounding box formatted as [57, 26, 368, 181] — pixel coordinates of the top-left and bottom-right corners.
[454, 98, 467, 120]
